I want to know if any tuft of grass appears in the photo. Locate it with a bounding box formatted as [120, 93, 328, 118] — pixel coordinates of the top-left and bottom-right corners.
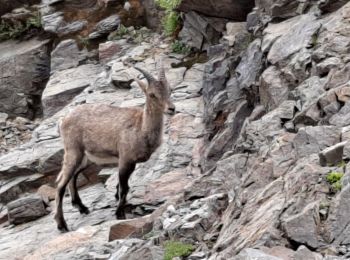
[155, 0, 181, 36]
[337, 160, 346, 168]
[164, 241, 194, 260]
[171, 40, 191, 54]
[326, 172, 344, 192]
[108, 24, 129, 41]
[78, 36, 90, 49]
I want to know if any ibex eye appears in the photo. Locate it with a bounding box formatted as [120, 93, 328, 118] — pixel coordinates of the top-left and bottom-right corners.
[149, 93, 156, 99]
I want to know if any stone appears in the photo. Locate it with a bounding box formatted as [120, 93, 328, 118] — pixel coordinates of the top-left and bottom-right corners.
[259, 66, 289, 110]
[232, 248, 282, 260]
[7, 194, 48, 225]
[329, 102, 350, 127]
[109, 216, 153, 241]
[178, 0, 255, 21]
[319, 141, 347, 167]
[0, 174, 45, 204]
[325, 185, 350, 245]
[0, 39, 50, 118]
[143, 170, 192, 205]
[99, 41, 121, 63]
[236, 39, 263, 90]
[294, 246, 323, 260]
[42, 64, 104, 117]
[89, 15, 121, 39]
[0, 113, 8, 126]
[37, 184, 56, 201]
[293, 126, 341, 158]
[265, 13, 321, 65]
[223, 22, 247, 46]
[178, 11, 224, 50]
[282, 202, 320, 248]
[51, 39, 87, 72]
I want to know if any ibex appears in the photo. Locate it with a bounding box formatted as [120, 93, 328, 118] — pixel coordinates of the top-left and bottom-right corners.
[54, 65, 175, 232]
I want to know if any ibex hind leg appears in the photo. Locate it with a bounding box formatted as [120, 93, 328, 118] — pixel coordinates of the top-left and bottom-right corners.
[54, 149, 83, 232]
[68, 156, 90, 215]
[116, 162, 135, 219]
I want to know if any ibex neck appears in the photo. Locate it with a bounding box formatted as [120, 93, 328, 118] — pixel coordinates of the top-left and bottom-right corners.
[142, 102, 164, 135]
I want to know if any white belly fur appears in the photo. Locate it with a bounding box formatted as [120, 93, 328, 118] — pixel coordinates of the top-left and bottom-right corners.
[85, 151, 119, 165]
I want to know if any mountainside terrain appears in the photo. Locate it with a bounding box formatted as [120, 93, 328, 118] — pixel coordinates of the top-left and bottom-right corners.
[0, 0, 350, 259]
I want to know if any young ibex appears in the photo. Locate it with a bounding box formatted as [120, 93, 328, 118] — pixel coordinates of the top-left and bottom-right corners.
[54, 65, 175, 232]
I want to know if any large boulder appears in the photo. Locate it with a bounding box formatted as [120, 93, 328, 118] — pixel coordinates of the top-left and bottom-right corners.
[0, 39, 51, 118]
[178, 0, 255, 21]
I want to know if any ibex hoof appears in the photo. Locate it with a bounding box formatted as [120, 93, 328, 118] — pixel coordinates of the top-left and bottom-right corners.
[57, 222, 69, 233]
[78, 205, 90, 215]
[116, 209, 126, 220]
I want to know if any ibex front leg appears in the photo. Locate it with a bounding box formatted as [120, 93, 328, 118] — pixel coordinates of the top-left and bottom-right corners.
[116, 161, 135, 219]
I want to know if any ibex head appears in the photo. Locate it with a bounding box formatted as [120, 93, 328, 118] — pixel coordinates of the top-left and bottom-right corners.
[134, 66, 175, 115]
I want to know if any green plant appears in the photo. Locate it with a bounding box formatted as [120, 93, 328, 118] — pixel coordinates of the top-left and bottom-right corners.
[326, 172, 344, 192]
[26, 12, 42, 29]
[155, 0, 181, 36]
[337, 160, 346, 168]
[108, 24, 131, 41]
[171, 40, 191, 54]
[164, 241, 194, 260]
[0, 12, 42, 41]
[78, 36, 90, 48]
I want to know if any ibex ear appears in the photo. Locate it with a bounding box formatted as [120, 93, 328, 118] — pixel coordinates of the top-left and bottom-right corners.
[135, 78, 148, 95]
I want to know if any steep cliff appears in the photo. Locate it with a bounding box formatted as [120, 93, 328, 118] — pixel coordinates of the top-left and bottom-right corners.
[1, 0, 350, 259]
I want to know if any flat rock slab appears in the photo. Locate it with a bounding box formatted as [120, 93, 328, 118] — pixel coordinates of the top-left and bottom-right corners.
[7, 194, 48, 225]
[42, 64, 104, 117]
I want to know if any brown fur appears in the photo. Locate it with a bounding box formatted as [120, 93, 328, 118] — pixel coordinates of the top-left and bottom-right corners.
[54, 66, 175, 232]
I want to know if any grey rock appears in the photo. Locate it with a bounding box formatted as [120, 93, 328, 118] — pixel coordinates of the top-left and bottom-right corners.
[293, 126, 341, 158]
[326, 185, 350, 245]
[0, 39, 51, 118]
[7, 194, 48, 225]
[178, 0, 255, 21]
[42, 12, 64, 33]
[178, 11, 224, 50]
[51, 39, 87, 72]
[232, 248, 282, 260]
[236, 39, 263, 90]
[42, 64, 104, 117]
[89, 15, 121, 39]
[319, 141, 347, 167]
[266, 13, 321, 65]
[294, 246, 323, 260]
[329, 102, 350, 127]
[259, 66, 289, 110]
[282, 202, 320, 248]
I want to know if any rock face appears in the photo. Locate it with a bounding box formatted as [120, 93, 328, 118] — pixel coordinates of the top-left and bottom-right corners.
[178, 0, 255, 21]
[0, 39, 51, 118]
[1, 1, 350, 260]
[7, 194, 48, 224]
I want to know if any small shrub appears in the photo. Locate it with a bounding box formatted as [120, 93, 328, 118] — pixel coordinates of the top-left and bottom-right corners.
[337, 160, 346, 168]
[326, 172, 344, 192]
[78, 36, 90, 49]
[164, 241, 194, 260]
[171, 40, 191, 54]
[155, 0, 181, 36]
[108, 24, 129, 41]
[0, 11, 42, 41]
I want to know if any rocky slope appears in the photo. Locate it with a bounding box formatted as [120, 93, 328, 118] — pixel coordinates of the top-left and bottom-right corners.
[1, 0, 350, 259]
